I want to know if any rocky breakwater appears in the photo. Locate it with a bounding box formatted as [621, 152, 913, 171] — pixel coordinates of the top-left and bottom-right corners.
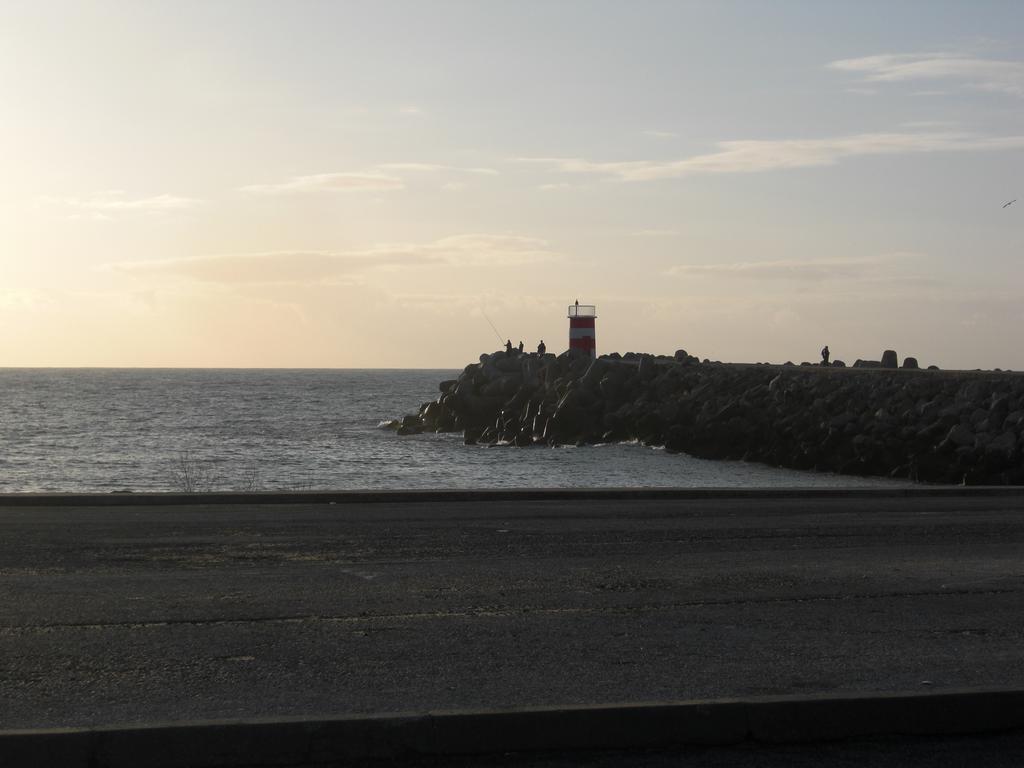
[391, 350, 1024, 484]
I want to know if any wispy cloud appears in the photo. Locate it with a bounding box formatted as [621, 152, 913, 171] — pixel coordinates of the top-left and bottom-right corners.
[399, 105, 423, 116]
[518, 131, 1024, 182]
[667, 253, 926, 282]
[40, 192, 203, 219]
[363, 234, 560, 267]
[643, 130, 677, 139]
[239, 172, 404, 194]
[518, 156, 651, 178]
[829, 52, 1024, 97]
[240, 163, 497, 195]
[900, 120, 959, 129]
[632, 229, 679, 237]
[377, 163, 499, 175]
[108, 235, 562, 285]
[0, 289, 55, 311]
[109, 251, 373, 284]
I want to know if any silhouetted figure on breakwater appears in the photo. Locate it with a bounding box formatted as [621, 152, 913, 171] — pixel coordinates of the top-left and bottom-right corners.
[505, 339, 513, 356]
[518, 340, 524, 353]
[821, 346, 830, 366]
[537, 340, 546, 355]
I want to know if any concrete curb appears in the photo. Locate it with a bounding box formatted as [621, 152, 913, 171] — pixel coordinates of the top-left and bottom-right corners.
[2, 688, 1023, 767]
[1, 485, 1024, 507]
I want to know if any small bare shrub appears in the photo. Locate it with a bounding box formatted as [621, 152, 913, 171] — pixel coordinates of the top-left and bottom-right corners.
[239, 463, 261, 492]
[168, 450, 218, 493]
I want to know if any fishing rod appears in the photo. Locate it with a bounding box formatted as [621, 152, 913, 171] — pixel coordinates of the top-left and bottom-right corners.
[481, 309, 505, 345]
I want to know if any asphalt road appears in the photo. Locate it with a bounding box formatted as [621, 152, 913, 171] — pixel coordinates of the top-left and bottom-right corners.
[2, 492, 1024, 730]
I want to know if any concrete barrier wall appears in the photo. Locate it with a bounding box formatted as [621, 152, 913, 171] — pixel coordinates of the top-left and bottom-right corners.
[3, 688, 1024, 768]
[2, 485, 1024, 507]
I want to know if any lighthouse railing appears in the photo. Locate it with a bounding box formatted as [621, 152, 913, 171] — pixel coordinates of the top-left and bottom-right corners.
[567, 305, 597, 318]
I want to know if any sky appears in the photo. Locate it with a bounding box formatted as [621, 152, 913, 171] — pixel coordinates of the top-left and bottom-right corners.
[1, 0, 1022, 369]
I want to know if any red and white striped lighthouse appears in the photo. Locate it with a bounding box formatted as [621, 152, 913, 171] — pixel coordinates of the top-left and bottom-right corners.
[567, 301, 597, 358]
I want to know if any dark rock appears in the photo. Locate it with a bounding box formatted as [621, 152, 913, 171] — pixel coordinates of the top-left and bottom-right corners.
[943, 424, 975, 449]
[392, 348, 1024, 486]
[397, 414, 424, 436]
[637, 355, 657, 380]
[902, 358, 919, 370]
[881, 350, 898, 369]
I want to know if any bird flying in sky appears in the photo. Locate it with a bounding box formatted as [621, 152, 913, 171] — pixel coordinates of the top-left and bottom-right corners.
[1004, 199, 1017, 208]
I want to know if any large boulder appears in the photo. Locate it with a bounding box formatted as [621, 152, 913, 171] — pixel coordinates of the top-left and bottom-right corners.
[942, 423, 975, 449]
[396, 414, 424, 436]
[881, 350, 898, 369]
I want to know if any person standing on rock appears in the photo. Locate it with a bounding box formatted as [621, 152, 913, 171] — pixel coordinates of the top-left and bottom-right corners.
[537, 340, 546, 355]
[518, 340, 524, 353]
[505, 339, 513, 356]
[821, 346, 830, 366]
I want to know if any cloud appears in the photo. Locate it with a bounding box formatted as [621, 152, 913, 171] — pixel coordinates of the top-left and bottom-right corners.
[108, 251, 375, 284]
[41, 192, 203, 218]
[69, 212, 114, 222]
[375, 163, 446, 172]
[667, 253, 924, 282]
[632, 229, 679, 237]
[362, 234, 561, 267]
[377, 163, 499, 175]
[239, 172, 404, 194]
[399, 106, 423, 115]
[0, 289, 54, 311]
[900, 120, 959, 129]
[518, 131, 1024, 182]
[643, 130, 677, 139]
[829, 52, 1024, 97]
[240, 163, 497, 195]
[108, 235, 562, 285]
[518, 156, 651, 178]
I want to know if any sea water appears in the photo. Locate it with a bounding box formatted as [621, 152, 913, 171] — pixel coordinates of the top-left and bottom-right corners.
[0, 368, 903, 493]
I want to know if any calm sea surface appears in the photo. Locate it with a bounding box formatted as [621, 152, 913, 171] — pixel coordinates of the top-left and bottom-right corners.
[0, 369, 903, 493]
